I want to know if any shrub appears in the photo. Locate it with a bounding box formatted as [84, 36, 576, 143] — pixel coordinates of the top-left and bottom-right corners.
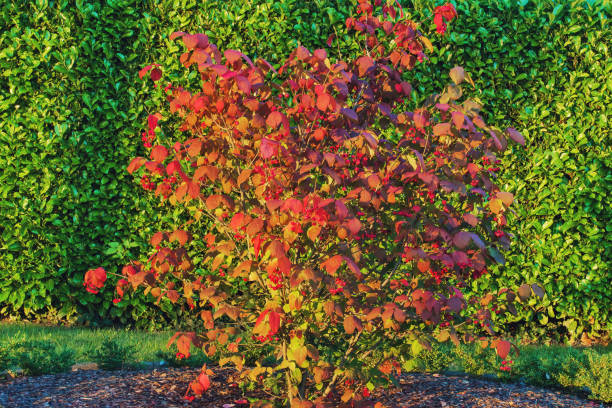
[1, 0, 608, 342]
[579, 350, 612, 403]
[410, 343, 453, 373]
[90, 339, 136, 371]
[156, 348, 212, 368]
[88, 0, 543, 404]
[11, 340, 75, 376]
[86, 0, 543, 404]
[0, 342, 12, 371]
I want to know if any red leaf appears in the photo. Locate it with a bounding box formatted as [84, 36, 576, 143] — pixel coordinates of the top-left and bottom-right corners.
[433, 122, 451, 136]
[356, 55, 375, 76]
[198, 373, 211, 392]
[166, 160, 182, 176]
[138, 65, 153, 80]
[296, 46, 311, 61]
[260, 138, 278, 159]
[345, 218, 361, 235]
[313, 49, 327, 61]
[255, 310, 270, 328]
[169, 31, 186, 41]
[284, 198, 303, 214]
[360, 130, 378, 148]
[235, 76, 251, 95]
[245, 218, 264, 236]
[170, 230, 189, 246]
[447, 297, 463, 313]
[183, 33, 208, 50]
[268, 311, 280, 336]
[326, 34, 335, 47]
[83, 267, 107, 294]
[150, 68, 162, 81]
[453, 231, 472, 249]
[495, 340, 511, 359]
[335, 200, 349, 220]
[266, 111, 284, 128]
[343, 257, 362, 279]
[266, 199, 283, 212]
[225, 49, 243, 64]
[150, 231, 167, 247]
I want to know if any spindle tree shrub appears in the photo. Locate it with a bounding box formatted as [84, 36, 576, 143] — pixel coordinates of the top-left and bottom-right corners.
[86, 1, 542, 406]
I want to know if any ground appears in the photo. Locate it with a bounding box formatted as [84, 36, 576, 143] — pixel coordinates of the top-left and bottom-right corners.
[0, 367, 608, 408]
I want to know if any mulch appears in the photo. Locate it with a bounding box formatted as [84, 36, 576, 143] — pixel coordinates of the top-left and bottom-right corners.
[0, 366, 608, 408]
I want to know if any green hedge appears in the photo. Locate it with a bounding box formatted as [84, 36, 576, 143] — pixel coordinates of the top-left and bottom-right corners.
[0, 0, 610, 339]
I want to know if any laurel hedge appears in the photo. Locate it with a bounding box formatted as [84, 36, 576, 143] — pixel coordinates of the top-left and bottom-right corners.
[0, 0, 609, 340]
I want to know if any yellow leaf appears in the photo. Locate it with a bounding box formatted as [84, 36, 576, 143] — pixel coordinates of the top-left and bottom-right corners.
[420, 35, 433, 52]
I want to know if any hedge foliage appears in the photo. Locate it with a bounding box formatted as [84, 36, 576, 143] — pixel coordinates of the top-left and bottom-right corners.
[0, 0, 610, 340]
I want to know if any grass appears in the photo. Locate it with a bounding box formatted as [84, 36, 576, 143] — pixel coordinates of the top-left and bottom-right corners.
[403, 341, 612, 403]
[0, 322, 610, 403]
[0, 322, 172, 363]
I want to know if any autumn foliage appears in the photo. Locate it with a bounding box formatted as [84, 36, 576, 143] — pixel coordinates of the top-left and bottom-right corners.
[88, 1, 541, 406]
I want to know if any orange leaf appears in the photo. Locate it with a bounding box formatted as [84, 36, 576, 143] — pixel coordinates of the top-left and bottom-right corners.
[170, 230, 189, 245]
[177, 334, 193, 357]
[307, 225, 321, 241]
[489, 198, 503, 214]
[356, 55, 375, 76]
[205, 194, 222, 210]
[127, 157, 146, 174]
[367, 174, 381, 189]
[237, 169, 252, 186]
[343, 315, 363, 334]
[187, 182, 200, 199]
[230, 213, 246, 232]
[317, 93, 331, 111]
[321, 255, 343, 276]
[433, 123, 451, 136]
[496, 192, 514, 206]
[266, 111, 284, 128]
[150, 145, 168, 162]
[245, 218, 264, 236]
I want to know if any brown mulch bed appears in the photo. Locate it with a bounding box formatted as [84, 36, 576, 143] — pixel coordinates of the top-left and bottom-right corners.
[0, 367, 608, 408]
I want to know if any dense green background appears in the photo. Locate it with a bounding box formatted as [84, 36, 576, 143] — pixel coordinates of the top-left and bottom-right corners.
[0, 0, 610, 340]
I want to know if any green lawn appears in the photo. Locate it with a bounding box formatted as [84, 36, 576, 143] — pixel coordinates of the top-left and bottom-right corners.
[0, 322, 610, 403]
